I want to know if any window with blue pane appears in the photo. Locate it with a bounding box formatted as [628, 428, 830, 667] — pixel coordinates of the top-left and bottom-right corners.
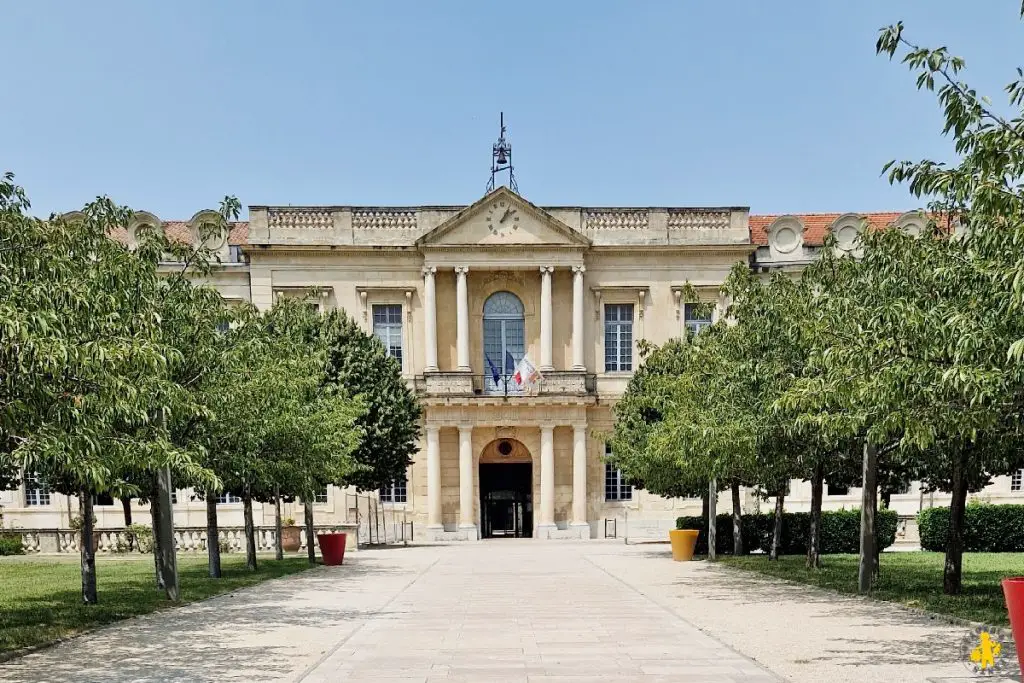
[380, 475, 407, 503]
[604, 304, 634, 372]
[482, 292, 525, 394]
[684, 302, 713, 337]
[373, 304, 403, 365]
[24, 471, 50, 506]
[604, 445, 632, 501]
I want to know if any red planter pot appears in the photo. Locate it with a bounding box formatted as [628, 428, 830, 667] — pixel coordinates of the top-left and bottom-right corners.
[317, 533, 347, 566]
[1003, 577, 1024, 677]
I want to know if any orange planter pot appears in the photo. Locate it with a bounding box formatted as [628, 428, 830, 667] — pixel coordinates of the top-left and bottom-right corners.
[669, 529, 699, 561]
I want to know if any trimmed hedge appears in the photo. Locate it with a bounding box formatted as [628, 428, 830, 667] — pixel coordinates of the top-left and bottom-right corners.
[918, 503, 1024, 552]
[676, 508, 897, 556]
[0, 532, 25, 556]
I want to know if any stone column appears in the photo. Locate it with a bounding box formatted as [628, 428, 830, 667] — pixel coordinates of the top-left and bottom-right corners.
[458, 425, 477, 539]
[571, 425, 589, 537]
[455, 267, 470, 371]
[539, 425, 556, 536]
[571, 265, 586, 370]
[426, 426, 442, 531]
[539, 266, 554, 372]
[423, 267, 438, 372]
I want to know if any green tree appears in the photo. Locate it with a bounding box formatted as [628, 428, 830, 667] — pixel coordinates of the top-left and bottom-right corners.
[0, 174, 215, 603]
[322, 310, 422, 492]
[201, 298, 362, 570]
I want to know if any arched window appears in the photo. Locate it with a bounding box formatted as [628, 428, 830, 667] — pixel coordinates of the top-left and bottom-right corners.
[483, 291, 525, 394]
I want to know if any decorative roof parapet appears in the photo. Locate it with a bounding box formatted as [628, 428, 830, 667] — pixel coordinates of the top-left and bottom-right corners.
[667, 210, 731, 231]
[584, 209, 649, 231]
[353, 209, 418, 231]
[268, 209, 333, 230]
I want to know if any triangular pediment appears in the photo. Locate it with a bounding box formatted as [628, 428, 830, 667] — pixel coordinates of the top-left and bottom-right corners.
[416, 187, 590, 247]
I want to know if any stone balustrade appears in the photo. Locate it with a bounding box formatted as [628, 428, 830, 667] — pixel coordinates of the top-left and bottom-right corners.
[420, 371, 595, 397]
[423, 372, 475, 396]
[15, 524, 358, 555]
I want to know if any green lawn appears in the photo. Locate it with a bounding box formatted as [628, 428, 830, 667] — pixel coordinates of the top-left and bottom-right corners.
[0, 554, 313, 657]
[720, 552, 1024, 625]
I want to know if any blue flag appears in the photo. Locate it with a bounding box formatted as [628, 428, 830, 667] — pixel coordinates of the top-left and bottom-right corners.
[505, 350, 516, 374]
[486, 355, 501, 385]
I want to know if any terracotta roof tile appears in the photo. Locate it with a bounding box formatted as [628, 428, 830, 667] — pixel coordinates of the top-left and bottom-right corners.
[108, 221, 249, 246]
[749, 212, 906, 246]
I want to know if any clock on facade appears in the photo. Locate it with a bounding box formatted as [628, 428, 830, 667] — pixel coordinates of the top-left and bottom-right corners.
[485, 199, 520, 236]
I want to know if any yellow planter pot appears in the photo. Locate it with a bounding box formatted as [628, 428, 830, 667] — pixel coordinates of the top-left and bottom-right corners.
[669, 529, 699, 562]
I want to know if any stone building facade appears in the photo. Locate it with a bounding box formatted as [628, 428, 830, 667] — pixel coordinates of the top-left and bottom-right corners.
[2, 189, 1022, 541]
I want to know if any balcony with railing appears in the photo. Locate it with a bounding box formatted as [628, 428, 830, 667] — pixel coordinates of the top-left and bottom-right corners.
[418, 371, 596, 398]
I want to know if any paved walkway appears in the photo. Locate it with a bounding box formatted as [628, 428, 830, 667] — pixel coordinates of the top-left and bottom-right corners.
[0, 542, 1012, 682]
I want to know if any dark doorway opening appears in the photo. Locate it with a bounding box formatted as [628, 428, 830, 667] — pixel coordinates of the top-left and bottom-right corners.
[480, 462, 532, 538]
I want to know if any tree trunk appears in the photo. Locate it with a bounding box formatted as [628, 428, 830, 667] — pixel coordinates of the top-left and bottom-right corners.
[80, 489, 97, 604]
[274, 491, 284, 561]
[807, 461, 824, 569]
[155, 465, 179, 601]
[150, 475, 165, 590]
[769, 486, 785, 561]
[243, 493, 257, 571]
[858, 441, 878, 594]
[121, 497, 132, 526]
[731, 479, 743, 556]
[707, 479, 718, 560]
[944, 444, 970, 595]
[206, 492, 221, 578]
[304, 501, 316, 565]
[120, 496, 134, 551]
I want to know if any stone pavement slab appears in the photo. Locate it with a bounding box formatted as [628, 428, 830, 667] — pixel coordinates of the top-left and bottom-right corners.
[298, 541, 778, 683]
[3, 540, 1009, 682]
[584, 543, 1019, 683]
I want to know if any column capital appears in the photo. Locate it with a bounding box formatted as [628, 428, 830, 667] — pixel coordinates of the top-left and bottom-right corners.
[454, 266, 470, 274]
[572, 265, 586, 274]
[457, 424, 474, 435]
[425, 424, 441, 436]
[539, 265, 555, 275]
[572, 424, 588, 434]
[422, 266, 436, 277]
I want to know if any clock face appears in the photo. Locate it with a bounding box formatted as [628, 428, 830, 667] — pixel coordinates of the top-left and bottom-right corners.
[485, 199, 520, 236]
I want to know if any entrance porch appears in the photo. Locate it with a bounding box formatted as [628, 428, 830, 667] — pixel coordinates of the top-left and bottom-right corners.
[418, 404, 594, 541]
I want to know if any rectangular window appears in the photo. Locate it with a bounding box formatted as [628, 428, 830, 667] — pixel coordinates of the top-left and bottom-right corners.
[604, 304, 634, 372]
[314, 487, 328, 504]
[684, 302, 713, 337]
[380, 476, 408, 504]
[604, 446, 632, 501]
[229, 245, 244, 263]
[171, 491, 178, 504]
[1012, 469, 1023, 492]
[93, 493, 115, 506]
[827, 483, 849, 496]
[24, 472, 50, 507]
[372, 304, 403, 365]
[217, 492, 242, 504]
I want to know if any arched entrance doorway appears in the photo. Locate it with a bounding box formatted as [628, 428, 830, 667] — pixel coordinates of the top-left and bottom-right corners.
[479, 438, 532, 538]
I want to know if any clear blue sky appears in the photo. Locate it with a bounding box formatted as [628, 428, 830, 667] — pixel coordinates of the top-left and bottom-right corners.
[2, 1, 1020, 218]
